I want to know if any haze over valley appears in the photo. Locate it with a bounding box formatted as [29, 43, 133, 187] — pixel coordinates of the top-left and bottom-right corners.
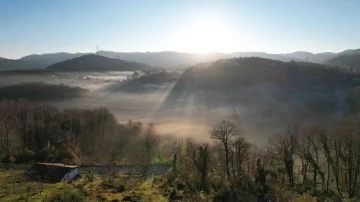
[2, 1, 360, 201]
[2, 53, 360, 144]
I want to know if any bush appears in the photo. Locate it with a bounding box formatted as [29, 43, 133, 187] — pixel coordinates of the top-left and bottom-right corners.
[101, 174, 116, 188]
[42, 186, 85, 202]
[116, 184, 125, 193]
[15, 148, 35, 163]
[294, 192, 317, 202]
[84, 169, 95, 183]
[169, 187, 178, 201]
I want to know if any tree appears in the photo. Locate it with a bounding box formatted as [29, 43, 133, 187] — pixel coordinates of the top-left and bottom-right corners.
[140, 123, 159, 180]
[299, 124, 326, 194]
[338, 116, 360, 198]
[210, 120, 239, 179]
[255, 158, 269, 202]
[191, 144, 210, 193]
[270, 125, 299, 187]
[103, 124, 129, 172]
[0, 99, 20, 169]
[232, 137, 252, 178]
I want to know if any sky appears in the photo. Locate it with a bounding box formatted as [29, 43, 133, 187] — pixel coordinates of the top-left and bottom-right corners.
[1, 0, 360, 59]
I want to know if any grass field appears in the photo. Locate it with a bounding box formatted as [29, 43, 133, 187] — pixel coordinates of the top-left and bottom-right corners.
[0, 169, 168, 202]
[0, 169, 68, 201]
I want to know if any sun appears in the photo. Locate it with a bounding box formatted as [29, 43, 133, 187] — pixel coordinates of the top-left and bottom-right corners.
[177, 17, 236, 53]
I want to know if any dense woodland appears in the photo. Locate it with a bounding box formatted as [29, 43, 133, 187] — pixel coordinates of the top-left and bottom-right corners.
[0, 82, 88, 101]
[327, 54, 360, 72]
[108, 71, 181, 93]
[46, 55, 155, 72]
[175, 58, 354, 90]
[162, 58, 360, 115]
[2, 99, 360, 200]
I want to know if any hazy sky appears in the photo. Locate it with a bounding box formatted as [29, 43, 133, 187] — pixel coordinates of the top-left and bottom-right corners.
[1, 0, 360, 59]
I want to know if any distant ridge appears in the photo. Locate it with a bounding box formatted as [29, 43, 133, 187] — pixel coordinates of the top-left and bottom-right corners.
[46, 54, 155, 71]
[0, 58, 41, 70]
[2, 48, 360, 70]
[327, 53, 360, 70]
[21, 52, 89, 67]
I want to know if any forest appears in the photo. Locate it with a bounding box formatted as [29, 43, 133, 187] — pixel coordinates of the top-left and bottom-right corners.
[0, 83, 88, 101]
[2, 99, 360, 201]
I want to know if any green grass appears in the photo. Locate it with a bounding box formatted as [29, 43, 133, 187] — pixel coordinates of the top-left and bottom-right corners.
[0, 169, 171, 202]
[0, 169, 65, 201]
[72, 173, 168, 202]
[0, 169, 97, 202]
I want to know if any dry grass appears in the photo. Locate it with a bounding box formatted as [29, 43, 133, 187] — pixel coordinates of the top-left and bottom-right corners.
[0, 169, 69, 201]
[72, 173, 167, 202]
[0, 169, 169, 202]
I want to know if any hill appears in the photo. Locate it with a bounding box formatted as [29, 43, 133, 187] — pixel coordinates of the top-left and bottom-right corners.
[337, 48, 360, 55]
[106, 71, 181, 93]
[0, 82, 88, 101]
[160, 57, 360, 117]
[0, 58, 41, 70]
[98, 51, 303, 67]
[12, 48, 360, 69]
[46, 54, 155, 71]
[281, 51, 336, 63]
[97, 48, 360, 66]
[20, 52, 88, 67]
[327, 54, 360, 71]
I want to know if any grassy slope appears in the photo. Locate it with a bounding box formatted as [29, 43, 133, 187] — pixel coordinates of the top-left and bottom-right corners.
[0, 169, 66, 201]
[72, 174, 167, 202]
[0, 170, 167, 202]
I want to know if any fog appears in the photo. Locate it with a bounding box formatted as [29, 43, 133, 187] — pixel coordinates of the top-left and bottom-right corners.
[0, 71, 133, 91]
[0, 70, 345, 145]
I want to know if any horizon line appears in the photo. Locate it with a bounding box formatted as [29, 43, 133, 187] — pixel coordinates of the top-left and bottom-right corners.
[3, 47, 360, 60]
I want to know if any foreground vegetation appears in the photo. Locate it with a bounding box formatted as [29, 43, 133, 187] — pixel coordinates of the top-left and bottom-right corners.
[3, 96, 360, 201]
[0, 169, 168, 201]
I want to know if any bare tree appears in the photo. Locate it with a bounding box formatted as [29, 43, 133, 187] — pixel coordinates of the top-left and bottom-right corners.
[102, 124, 129, 173]
[140, 123, 159, 180]
[190, 144, 210, 193]
[338, 116, 360, 198]
[0, 100, 20, 169]
[233, 137, 251, 179]
[270, 125, 299, 187]
[210, 120, 239, 179]
[300, 124, 326, 194]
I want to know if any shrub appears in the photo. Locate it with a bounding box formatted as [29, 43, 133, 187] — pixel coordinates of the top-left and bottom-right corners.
[116, 184, 125, 193]
[42, 186, 85, 202]
[101, 174, 116, 188]
[84, 169, 95, 183]
[169, 187, 178, 201]
[294, 192, 317, 202]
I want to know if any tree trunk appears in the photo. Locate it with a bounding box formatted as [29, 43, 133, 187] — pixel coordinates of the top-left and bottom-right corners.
[313, 167, 317, 194]
[5, 122, 10, 170]
[224, 143, 231, 179]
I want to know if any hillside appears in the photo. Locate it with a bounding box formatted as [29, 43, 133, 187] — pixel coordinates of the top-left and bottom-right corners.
[20, 52, 88, 67]
[281, 51, 336, 63]
[106, 71, 181, 93]
[46, 54, 155, 71]
[0, 82, 89, 101]
[327, 53, 360, 71]
[14, 48, 360, 68]
[158, 58, 360, 119]
[0, 58, 41, 70]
